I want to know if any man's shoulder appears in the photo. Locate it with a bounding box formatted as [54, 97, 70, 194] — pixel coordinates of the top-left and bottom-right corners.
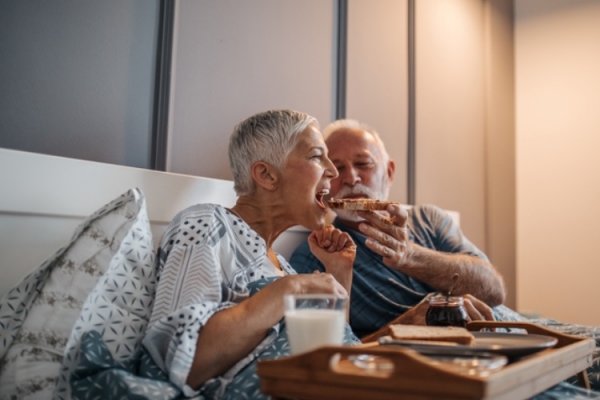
[408, 203, 449, 221]
[290, 239, 311, 256]
[289, 237, 324, 273]
[409, 203, 444, 214]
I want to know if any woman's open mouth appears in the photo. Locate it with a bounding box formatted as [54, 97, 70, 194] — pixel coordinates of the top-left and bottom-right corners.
[315, 189, 329, 209]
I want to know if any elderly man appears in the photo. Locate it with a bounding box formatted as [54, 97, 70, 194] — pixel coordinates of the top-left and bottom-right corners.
[290, 119, 506, 340]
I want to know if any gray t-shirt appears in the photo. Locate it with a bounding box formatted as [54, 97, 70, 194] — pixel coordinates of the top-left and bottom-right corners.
[290, 204, 488, 338]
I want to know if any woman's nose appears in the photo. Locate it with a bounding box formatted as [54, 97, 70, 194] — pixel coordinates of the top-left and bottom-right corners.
[324, 158, 339, 179]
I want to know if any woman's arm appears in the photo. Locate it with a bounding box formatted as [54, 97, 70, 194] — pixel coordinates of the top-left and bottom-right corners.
[186, 272, 347, 389]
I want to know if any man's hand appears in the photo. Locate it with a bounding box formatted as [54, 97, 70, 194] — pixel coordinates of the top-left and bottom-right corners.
[395, 293, 495, 325]
[356, 204, 410, 269]
[307, 224, 356, 294]
[360, 293, 496, 343]
[462, 294, 495, 321]
[355, 204, 506, 307]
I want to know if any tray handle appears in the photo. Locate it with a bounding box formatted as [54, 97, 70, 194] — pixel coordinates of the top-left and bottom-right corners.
[467, 320, 584, 347]
[258, 344, 480, 382]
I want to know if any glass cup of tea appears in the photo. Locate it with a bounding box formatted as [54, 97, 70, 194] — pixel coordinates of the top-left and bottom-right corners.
[284, 294, 347, 355]
[425, 294, 469, 328]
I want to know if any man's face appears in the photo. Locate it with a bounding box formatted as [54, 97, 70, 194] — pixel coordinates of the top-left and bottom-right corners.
[325, 128, 394, 222]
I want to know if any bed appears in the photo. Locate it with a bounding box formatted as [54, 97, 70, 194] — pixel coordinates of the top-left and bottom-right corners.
[0, 148, 311, 399]
[0, 147, 598, 399]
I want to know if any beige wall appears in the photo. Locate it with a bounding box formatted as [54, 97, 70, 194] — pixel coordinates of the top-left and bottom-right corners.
[412, 0, 518, 308]
[515, 0, 600, 325]
[415, 0, 487, 253]
[168, 0, 335, 179]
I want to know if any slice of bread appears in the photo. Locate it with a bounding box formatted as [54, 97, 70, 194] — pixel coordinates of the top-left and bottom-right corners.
[328, 198, 394, 211]
[389, 325, 474, 345]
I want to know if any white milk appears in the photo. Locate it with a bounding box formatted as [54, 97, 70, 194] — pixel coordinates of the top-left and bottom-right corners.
[285, 309, 345, 355]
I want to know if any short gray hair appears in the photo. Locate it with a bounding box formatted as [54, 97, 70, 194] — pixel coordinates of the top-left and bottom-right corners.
[229, 109, 318, 196]
[323, 119, 389, 164]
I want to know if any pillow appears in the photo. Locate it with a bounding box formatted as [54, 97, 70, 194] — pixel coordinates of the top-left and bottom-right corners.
[54, 191, 157, 400]
[0, 188, 152, 400]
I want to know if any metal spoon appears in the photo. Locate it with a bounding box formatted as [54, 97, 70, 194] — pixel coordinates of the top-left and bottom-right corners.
[447, 273, 460, 301]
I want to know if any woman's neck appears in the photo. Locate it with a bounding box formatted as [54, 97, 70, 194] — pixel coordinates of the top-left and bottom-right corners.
[230, 195, 291, 249]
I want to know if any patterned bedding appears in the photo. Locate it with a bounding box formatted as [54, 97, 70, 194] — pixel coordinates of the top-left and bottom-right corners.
[0, 189, 599, 399]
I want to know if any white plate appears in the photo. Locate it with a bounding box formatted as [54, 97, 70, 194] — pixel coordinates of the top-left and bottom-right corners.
[379, 332, 558, 360]
[470, 332, 558, 359]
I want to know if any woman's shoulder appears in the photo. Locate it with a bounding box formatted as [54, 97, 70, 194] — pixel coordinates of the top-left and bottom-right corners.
[170, 203, 228, 225]
[161, 204, 234, 243]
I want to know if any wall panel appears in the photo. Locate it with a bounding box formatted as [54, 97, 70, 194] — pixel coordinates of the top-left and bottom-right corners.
[168, 0, 335, 179]
[346, 0, 409, 204]
[484, 0, 516, 308]
[415, 0, 487, 251]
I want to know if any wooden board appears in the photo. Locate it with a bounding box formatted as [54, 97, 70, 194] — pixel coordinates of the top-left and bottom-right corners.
[257, 322, 595, 400]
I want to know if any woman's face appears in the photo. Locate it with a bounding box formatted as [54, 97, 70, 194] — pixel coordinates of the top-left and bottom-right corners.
[279, 125, 338, 230]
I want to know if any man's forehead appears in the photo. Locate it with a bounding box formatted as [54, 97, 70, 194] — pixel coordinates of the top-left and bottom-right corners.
[329, 149, 375, 163]
[327, 130, 382, 160]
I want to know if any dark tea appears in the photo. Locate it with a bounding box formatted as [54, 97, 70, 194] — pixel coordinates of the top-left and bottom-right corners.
[425, 295, 468, 327]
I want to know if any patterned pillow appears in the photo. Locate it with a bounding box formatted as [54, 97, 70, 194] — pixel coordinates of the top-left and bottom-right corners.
[54, 192, 157, 400]
[0, 188, 152, 400]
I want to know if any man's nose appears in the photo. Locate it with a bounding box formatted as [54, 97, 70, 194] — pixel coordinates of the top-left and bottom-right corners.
[341, 168, 360, 186]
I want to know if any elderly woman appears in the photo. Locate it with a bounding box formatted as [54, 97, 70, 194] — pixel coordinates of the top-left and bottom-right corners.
[142, 109, 358, 399]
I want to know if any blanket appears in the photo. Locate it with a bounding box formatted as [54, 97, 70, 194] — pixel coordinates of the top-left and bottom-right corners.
[68, 311, 600, 400]
[65, 299, 600, 399]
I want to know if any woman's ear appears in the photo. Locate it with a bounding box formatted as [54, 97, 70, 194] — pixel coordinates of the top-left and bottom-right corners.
[251, 161, 279, 191]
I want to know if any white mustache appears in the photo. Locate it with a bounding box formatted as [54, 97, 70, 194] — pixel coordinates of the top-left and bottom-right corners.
[334, 184, 378, 200]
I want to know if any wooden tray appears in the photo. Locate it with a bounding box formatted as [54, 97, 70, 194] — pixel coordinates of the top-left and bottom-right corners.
[257, 321, 595, 400]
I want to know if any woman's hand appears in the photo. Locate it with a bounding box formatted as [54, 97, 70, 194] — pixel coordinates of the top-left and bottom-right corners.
[306, 224, 356, 293]
[287, 271, 348, 298]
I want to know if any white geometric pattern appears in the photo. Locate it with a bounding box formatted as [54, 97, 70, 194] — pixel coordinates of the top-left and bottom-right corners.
[143, 204, 296, 398]
[54, 189, 156, 400]
[0, 188, 147, 400]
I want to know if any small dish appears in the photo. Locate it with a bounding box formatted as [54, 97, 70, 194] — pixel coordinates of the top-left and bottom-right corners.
[350, 350, 507, 377]
[427, 353, 507, 377]
[349, 354, 395, 372]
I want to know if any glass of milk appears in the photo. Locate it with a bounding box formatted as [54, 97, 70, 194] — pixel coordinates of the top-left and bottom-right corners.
[284, 294, 347, 355]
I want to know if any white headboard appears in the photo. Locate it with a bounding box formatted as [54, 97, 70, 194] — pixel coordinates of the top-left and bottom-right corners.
[0, 148, 308, 296]
[0, 148, 459, 297]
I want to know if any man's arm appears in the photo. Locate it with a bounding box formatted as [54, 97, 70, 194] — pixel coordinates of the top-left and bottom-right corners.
[399, 242, 505, 306]
[356, 204, 506, 307]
